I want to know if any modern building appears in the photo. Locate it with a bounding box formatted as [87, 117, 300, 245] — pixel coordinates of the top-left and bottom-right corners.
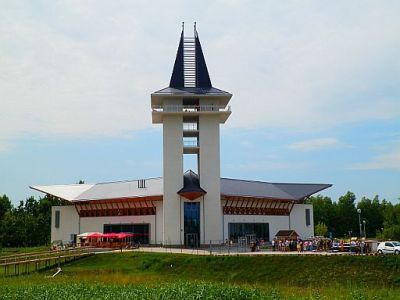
[31, 24, 331, 246]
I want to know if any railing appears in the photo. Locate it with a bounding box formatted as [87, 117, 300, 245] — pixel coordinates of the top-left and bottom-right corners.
[0, 247, 95, 276]
[183, 123, 198, 131]
[152, 105, 231, 113]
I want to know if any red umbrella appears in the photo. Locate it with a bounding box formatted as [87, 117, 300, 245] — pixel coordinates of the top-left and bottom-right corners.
[88, 233, 103, 238]
[102, 233, 119, 239]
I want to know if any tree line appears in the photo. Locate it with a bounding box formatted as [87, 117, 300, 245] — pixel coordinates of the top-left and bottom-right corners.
[308, 191, 400, 240]
[0, 191, 399, 248]
[0, 194, 62, 248]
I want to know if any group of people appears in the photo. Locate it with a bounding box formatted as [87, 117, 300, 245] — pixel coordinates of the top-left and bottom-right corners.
[271, 239, 317, 252]
[271, 237, 370, 253]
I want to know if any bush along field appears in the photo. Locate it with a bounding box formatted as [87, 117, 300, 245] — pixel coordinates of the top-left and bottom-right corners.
[1, 252, 400, 299]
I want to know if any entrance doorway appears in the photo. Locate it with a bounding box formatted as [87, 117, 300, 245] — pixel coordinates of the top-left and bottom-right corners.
[185, 233, 199, 248]
[184, 202, 200, 247]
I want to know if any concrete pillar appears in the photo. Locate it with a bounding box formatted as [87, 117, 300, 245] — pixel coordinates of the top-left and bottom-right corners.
[199, 113, 223, 243]
[162, 100, 183, 245]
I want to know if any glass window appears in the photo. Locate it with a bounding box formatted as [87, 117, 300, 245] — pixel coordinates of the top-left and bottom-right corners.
[228, 223, 269, 242]
[103, 223, 150, 244]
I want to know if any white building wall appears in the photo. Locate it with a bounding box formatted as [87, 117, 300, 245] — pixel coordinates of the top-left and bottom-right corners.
[51, 202, 164, 244]
[51, 205, 79, 243]
[162, 98, 183, 245]
[223, 214, 289, 242]
[290, 203, 314, 239]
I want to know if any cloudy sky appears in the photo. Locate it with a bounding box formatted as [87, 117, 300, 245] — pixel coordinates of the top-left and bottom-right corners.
[1, 0, 399, 204]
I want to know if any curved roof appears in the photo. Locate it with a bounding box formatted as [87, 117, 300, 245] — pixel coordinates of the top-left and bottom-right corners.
[221, 178, 332, 200]
[31, 172, 331, 202]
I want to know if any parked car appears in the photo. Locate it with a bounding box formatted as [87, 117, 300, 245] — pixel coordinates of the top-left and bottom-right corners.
[377, 241, 400, 254]
[330, 242, 360, 253]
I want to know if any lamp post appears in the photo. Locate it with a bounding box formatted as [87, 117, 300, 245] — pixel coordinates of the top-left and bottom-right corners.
[357, 209, 362, 238]
[363, 220, 366, 238]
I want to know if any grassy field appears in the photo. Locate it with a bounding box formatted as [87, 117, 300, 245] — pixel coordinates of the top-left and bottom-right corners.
[0, 246, 50, 257]
[1, 251, 399, 299]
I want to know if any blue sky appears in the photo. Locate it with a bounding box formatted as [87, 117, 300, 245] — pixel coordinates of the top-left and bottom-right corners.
[1, 1, 399, 204]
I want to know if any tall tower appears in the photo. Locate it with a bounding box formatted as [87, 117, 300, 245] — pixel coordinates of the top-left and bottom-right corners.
[151, 23, 232, 245]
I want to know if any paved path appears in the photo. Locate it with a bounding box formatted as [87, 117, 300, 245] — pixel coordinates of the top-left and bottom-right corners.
[98, 247, 354, 256]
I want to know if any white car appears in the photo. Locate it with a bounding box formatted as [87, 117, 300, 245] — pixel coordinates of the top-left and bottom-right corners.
[377, 241, 400, 254]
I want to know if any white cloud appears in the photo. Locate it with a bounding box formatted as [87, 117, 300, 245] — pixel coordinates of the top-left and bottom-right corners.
[0, 1, 399, 149]
[288, 138, 339, 151]
[351, 146, 400, 170]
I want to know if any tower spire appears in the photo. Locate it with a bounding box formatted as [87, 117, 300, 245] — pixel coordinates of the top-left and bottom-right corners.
[169, 23, 212, 89]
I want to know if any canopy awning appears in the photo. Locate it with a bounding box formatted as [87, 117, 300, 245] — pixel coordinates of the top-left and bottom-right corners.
[77, 232, 102, 239]
[86, 232, 135, 239]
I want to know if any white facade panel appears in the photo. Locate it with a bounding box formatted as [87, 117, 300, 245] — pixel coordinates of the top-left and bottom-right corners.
[290, 204, 314, 239]
[51, 205, 79, 243]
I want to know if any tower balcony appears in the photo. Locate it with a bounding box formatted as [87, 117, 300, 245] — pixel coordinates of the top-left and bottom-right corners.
[152, 105, 231, 124]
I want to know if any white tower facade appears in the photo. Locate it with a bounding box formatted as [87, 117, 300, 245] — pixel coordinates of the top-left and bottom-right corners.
[151, 24, 232, 245]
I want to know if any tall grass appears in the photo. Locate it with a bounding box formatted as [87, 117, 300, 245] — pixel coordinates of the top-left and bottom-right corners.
[1, 251, 399, 299]
[0, 282, 398, 300]
[0, 282, 264, 300]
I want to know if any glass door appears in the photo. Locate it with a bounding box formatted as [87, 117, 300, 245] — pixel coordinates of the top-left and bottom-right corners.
[184, 202, 200, 247]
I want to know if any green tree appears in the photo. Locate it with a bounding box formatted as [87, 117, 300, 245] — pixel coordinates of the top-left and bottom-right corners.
[381, 202, 400, 240]
[0, 195, 12, 220]
[0, 195, 12, 247]
[356, 196, 384, 238]
[315, 222, 328, 237]
[0, 194, 62, 247]
[307, 195, 337, 236]
[336, 191, 358, 237]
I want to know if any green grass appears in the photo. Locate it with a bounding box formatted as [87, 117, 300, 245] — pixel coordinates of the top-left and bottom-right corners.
[0, 246, 50, 257]
[61, 252, 400, 287]
[1, 251, 399, 299]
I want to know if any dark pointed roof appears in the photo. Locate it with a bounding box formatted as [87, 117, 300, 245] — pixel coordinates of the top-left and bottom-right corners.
[169, 31, 184, 88]
[177, 170, 206, 200]
[158, 23, 230, 96]
[194, 30, 212, 88]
